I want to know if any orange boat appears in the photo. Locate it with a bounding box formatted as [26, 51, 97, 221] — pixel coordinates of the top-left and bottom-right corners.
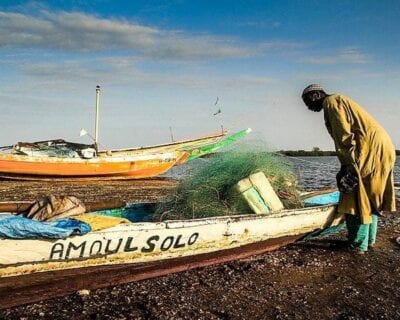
[0, 149, 188, 178]
[0, 87, 248, 179]
[0, 128, 253, 179]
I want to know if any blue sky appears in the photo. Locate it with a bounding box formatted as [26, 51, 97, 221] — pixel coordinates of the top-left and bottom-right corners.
[0, 0, 399, 150]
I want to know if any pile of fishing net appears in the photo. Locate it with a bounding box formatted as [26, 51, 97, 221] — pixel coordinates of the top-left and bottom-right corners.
[155, 144, 302, 221]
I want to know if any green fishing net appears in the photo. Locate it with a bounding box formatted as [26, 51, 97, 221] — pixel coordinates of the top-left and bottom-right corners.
[155, 143, 302, 221]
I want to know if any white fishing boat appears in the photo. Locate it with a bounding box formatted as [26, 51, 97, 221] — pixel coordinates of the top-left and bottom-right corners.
[0, 190, 344, 309]
[0, 204, 341, 278]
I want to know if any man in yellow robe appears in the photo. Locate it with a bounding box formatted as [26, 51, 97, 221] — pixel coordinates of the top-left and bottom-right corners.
[301, 84, 396, 253]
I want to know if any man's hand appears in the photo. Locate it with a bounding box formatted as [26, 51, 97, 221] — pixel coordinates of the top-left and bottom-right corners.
[336, 165, 359, 194]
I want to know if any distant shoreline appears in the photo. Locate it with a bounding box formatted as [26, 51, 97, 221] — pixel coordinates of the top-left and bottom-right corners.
[278, 150, 400, 157]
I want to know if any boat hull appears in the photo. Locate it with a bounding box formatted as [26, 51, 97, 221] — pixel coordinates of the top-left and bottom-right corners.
[0, 129, 249, 179]
[0, 204, 343, 308]
[98, 129, 251, 162]
[0, 151, 187, 178]
[0, 205, 341, 277]
[97, 131, 227, 157]
[0, 234, 301, 309]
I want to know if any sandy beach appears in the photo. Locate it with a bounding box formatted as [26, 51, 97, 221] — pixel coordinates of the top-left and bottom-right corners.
[0, 179, 399, 319]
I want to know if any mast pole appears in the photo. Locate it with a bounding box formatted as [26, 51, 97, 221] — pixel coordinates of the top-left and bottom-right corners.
[94, 85, 100, 150]
[169, 126, 175, 142]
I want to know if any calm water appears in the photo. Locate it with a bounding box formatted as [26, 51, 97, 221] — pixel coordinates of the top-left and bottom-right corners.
[290, 156, 400, 190]
[289, 156, 340, 191]
[167, 156, 400, 191]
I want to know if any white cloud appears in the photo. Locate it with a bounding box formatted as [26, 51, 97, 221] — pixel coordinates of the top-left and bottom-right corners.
[0, 10, 254, 60]
[303, 47, 370, 64]
[3, 57, 277, 94]
[260, 40, 305, 51]
[237, 20, 282, 29]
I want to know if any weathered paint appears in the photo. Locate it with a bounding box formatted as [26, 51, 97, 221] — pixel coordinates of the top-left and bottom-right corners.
[0, 129, 244, 178]
[0, 205, 341, 277]
[103, 129, 250, 163]
[0, 234, 302, 309]
[98, 131, 227, 157]
[0, 151, 187, 177]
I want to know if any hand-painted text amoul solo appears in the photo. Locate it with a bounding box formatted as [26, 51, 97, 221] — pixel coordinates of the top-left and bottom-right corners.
[50, 232, 200, 260]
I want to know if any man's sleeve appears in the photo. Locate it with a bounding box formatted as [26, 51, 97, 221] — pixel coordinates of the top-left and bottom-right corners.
[325, 98, 357, 166]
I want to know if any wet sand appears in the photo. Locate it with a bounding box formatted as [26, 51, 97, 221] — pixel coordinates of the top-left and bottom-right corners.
[0, 179, 399, 319]
[0, 178, 179, 203]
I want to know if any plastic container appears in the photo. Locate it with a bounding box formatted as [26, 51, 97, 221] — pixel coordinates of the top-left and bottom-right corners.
[249, 172, 284, 212]
[235, 177, 270, 214]
[235, 171, 284, 214]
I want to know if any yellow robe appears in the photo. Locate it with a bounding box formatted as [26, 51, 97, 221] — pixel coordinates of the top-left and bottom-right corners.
[323, 94, 396, 223]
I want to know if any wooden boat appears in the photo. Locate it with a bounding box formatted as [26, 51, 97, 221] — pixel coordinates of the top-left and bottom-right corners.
[0, 202, 342, 308]
[0, 150, 188, 178]
[99, 128, 251, 160]
[0, 128, 250, 179]
[0, 84, 250, 179]
[0, 203, 342, 277]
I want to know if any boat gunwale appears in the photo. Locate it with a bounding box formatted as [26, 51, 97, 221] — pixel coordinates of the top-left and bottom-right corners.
[0, 150, 185, 163]
[97, 131, 227, 153]
[0, 204, 338, 239]
[165, 204, 337, 224]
